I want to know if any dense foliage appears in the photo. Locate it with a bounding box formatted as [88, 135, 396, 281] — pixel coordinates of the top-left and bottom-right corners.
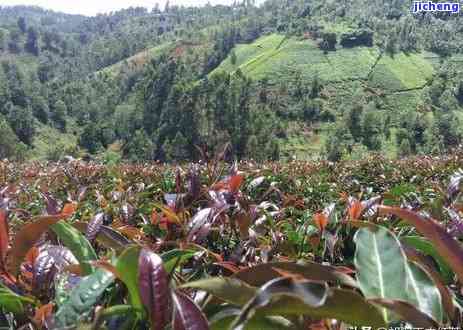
[2, 152, 463, 328]
[0, 1, 462, 161]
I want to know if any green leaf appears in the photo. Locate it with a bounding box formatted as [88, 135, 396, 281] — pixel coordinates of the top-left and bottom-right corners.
[368, 299, 440, 328]
[401, 236, 453, 284]
[258, 288, 387, 328]
[379, 206, 463, 285]
[53, 269, 115, 327]
[233, 261, 358, 288]
[93, 304, 138, 329]
[232, 277, 329, 329]
[51, 221, 97, 275]
[354, 225, 443, 323]
[115, 246, 143, 313]
[210, 309, 296, 330]
[0, 286, 36, 315]
[161, 249, 196, 273]
[73, 222, 132, 252]
[181, 277, 257, 306]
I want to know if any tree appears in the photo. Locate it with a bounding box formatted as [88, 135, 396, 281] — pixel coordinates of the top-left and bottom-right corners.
[79, 123, 102, 154]
[310, 74, 322, 99]
[436, 112, 461, 148]
[319, 32, 337, 52]
[361, 108, 383, 151]
[52, 100, 67, 131]
[17, 17, 27, 34]
[8, 30, 21, 54]
[0, 70, 9, 110]
[31, 94, 49, 123]
[266, 139, 280, 161]
[7, 105, 35, 145]
[0, 117, 26, 160]
[230, 50, 237, 65]
[385, 31, 398, 56]
[457, 81, 463, 104]
[165, 132, 189, 162]
[246, 134, 260, 160]
[303, 98, 321, 122]
[325, 122, 354, 161]
[340, 29, 373, 48]
[438, 90, 459, 112]
[0, 29, 5, 52]
[2, 61, 27, 107]
[398, 139, 411, 157]
[25, 27, 39, 56]
[123, 129, 154, 161]
[344, 101, 364, 141]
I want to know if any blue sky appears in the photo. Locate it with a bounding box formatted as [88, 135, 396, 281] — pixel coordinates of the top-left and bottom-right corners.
[0, 0, 245, 16]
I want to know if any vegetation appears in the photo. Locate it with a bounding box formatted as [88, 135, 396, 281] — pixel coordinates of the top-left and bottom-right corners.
[1, 1, 463, 329]
[1, 152, 463, 328]
[0, 1, 461, 161]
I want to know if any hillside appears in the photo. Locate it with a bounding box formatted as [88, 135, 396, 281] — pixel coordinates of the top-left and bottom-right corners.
[210, 33, 448, 159]
[0, 1, 462, 163]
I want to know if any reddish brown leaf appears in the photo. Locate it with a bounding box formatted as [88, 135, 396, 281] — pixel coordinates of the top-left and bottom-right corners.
[138, 248, 171, 330]
[213, 261, 240, 274]
[118, 226, 143, 240]
[348, 199, 363, 220]
[33, 303, 54, 328]
[229, 175, 244, 193]
[234, 211, 251, 238]
[8, 215, 67, 275]
[61, 202, 77, 217]
[62, 264, 83, 276]
[25, 247, 39, 265]
[172, 290, 209, 330]
[309, 235, 320, 250]
[272, 267, 306, 282]
[0, 209, 9, 267]
[379, 205, 463, 284]
[313, 213, 328, 232]
[234, 262, 358, 288]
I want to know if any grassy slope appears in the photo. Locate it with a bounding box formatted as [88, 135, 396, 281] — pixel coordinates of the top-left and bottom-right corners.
[212, 34, 380, 83]
[99, 42, 175, 77]
[212, 33, 438, 159]
[213, 33, 435, 88]
[31, 120, 80, 160]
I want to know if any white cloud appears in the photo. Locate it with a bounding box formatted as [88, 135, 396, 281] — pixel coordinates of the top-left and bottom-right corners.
[0, 0, 240, 16]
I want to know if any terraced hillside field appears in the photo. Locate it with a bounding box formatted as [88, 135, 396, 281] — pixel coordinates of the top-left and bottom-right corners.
[211, 33, 442, 159]
[212, 34, 380, 83]
[213, 33, 436, 92]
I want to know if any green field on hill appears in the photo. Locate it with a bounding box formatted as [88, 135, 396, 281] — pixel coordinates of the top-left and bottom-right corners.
[213, 33, 436, 92]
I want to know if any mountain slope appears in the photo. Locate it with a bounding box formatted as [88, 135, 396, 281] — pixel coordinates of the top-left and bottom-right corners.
[213, 33, 435, 90]
[0, 1, 462, 162]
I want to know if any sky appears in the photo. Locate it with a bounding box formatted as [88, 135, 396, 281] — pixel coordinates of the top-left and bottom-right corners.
[0, 0, 241, 16]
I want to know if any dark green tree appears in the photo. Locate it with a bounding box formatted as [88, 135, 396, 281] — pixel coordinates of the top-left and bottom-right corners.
[25, 27, 39, 56]
[361, 109, 383, 151]
[0, 117, 26, 160]
[52, 100, 67, 131]
[7, 105, 35, 145]
[17, 17, 27, 33]
[79, 123, 102, 153]
[123, 129, 153, 161]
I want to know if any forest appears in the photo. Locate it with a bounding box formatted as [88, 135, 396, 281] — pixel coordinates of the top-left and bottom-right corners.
[1, 1, 463, 329]
[0, 0, 462, 162]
